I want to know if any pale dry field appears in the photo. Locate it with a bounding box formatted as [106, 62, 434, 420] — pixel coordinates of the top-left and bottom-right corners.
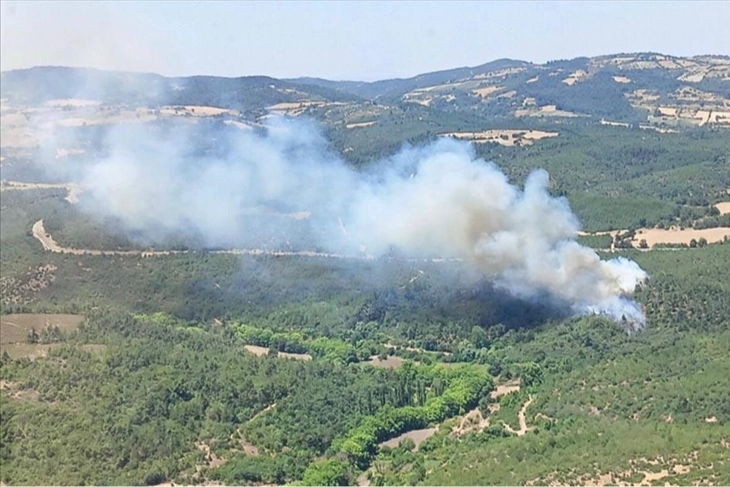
[366, 355, 404, 369]
[345, 121, 376, 129]
[714, 202, 730, 215]
[490, 378, 521, 399]
[442, 129, 558, 146]
[472, 85, 503, 97]
[43, 98, 101, 108]
[243, 344, 311, 361]
[379, 427, 437, 450]
[658, 106, 678, 116]
[562, 70, 588, 86]
[0, 313, 85, 359]
[601, 119, 630, 128]
[1, 314, 84, 345]
[158, 105, 236, 117]
[632, 227, 730, 247]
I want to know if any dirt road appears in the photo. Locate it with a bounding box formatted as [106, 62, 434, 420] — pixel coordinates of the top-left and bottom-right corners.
[502, 395, 534, 436]
[31, 219, 380, 260]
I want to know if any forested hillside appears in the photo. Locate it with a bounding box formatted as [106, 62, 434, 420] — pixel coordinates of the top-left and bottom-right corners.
[1, 53, 729, 486]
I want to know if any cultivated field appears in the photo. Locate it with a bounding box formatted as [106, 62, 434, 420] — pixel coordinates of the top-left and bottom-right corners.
[441, 129, 558, 146]
[0, 313, 84, 359]
[631, 227, 730, 247]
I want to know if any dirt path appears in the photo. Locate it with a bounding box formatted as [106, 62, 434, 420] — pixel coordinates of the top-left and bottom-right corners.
[31, 219, 464, 263]
[502, 395, 534, 436]
[32, 219, 372, 259]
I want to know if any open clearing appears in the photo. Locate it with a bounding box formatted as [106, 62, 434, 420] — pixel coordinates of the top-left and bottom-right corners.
[243, 344, 312, 361]
[632, 227, 730, 247]
[714, 202, 730, 215]
[379, 427, 437, 450]
[366, 355, 405, 369]
[442, 129, 558, 146]
[1, 314, 85, 359]
[1, 314, 84, 345]
[345, 121, 376, 129]
[490, 378, 521, 399]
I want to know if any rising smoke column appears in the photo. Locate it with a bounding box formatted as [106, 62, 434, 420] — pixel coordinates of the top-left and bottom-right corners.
[79, 117, 648, 326]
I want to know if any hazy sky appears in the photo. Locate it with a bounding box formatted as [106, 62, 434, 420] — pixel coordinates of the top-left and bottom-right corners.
[2, 1, 728, 81]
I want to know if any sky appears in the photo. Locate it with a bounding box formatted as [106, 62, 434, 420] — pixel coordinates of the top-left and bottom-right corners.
[1, 1, 728, 81]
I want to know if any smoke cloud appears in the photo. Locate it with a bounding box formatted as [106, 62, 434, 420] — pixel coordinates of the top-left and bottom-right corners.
[77, 117, 648, 326]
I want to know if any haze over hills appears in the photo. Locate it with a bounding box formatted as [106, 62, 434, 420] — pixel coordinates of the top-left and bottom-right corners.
[2, 52, 729, 129]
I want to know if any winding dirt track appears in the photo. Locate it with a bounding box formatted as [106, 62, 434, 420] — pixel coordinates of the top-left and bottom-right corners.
[32, 219, 376, 259]
[502, 395, 534, 436]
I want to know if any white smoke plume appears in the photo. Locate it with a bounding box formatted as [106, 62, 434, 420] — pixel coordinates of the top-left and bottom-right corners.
[78, 117, 648, 326]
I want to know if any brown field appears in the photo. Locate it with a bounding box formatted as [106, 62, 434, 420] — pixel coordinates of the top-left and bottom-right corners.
[490, 378, 521, 399]
[366, 355, 404, 369]
[379, 427, 437, 450]
[515, 104, 581, 118]
[631, 227, 730, 247]
[714, 201, 730, 215]
[600, 119, 630, 128]
[1, 314, 84, 345]
[278, 350, 312, 361]
[441, 129, 558, 147]
[243, 344, 311, 361]
[1, 313, 85, 359]
[472, 85, 503, 98]
[562, 70, 587, 86]
[243, 344, 270, 356]
[158, 105, 236, 117]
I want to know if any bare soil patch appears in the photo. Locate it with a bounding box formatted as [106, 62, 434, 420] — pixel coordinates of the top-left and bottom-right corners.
[278, 350, 312, 361]
[562, 70, 588, 85]
[379, 427, 437, 450]
[601, 119, 630, 128]
[472, 85, 503, 98]
[1, 313, 84, 345]
[43, 99, 101, 108]
[442, 129, 558, 147]
[613, 75, 632, 83]
[632, 227, 730, 247]
[490, 378, 521, 399]
[345, 121, 376, 129]
[243, 344, 270, 356]
[714, 202, 730, 215]
[367, 355, 405, 369]
[243, 344, 311, 361]
[452, 408, 490, 436]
